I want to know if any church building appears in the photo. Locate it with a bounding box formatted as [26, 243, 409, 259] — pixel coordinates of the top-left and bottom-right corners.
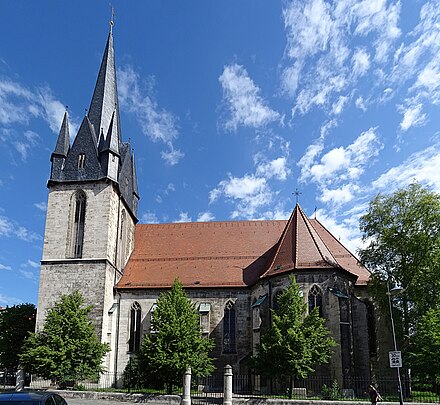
[36, 27, 377, 386]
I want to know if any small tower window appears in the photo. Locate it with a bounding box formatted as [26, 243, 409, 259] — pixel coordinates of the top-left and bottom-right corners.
[78, 154, 86, 169]
[308, 285, 323, 317]
[223, 300, 236, 354]
[199, 303, 211, 334]
[72, 191, 86, 258]
[129, 302, 142, 352]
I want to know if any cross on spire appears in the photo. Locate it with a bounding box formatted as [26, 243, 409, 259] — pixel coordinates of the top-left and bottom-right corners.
[293, 188, 302, 204]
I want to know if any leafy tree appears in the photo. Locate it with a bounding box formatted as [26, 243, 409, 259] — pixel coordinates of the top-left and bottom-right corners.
[358, 183, 440, 345]
[0, 303, 36, 370]
[409, 308, 440, 385]
[135, 279, 215, 393]
[20, 291, 109, 386]
[252, 275, 335, 385]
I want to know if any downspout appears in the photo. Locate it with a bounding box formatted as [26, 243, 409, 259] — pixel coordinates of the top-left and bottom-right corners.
[114, 290, 121, 387]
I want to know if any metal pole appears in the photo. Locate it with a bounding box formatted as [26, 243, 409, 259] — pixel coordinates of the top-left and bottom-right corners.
[387, 281, 404, 405]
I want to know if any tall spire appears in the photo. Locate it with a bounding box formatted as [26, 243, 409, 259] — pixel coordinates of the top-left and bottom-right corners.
[87, 27, 121, 150]
[52, 111, 70, 158]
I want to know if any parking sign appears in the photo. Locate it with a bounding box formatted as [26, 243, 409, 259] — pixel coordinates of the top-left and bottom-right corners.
[389, 351, 402, 368]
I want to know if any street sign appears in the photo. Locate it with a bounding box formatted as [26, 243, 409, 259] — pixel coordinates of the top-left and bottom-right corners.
[389, 351, 402, 368]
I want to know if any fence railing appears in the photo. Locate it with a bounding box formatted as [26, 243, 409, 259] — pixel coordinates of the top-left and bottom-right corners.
[2, 370, 439, 403]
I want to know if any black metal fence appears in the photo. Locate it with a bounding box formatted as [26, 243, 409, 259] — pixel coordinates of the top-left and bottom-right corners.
[2, 371, 439, 403]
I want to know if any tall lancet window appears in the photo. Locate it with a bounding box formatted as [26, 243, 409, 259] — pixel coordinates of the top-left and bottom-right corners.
[308, 285, 323, 317]
[72, 191, 86, 258]
[129, 302, 142, 352]
[223, 300, 236, 354]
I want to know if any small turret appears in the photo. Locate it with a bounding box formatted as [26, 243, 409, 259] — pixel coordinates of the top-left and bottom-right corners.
[50, 111, 70, 180]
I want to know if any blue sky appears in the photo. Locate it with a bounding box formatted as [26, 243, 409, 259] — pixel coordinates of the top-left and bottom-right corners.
[1, 1, 439, 307]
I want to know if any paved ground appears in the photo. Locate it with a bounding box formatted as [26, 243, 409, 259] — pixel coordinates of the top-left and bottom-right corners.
[68, 399, 133, 405]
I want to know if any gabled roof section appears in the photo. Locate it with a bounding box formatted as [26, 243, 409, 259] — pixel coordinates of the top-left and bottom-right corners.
[61, 116, 102, 181]
[117, 220, 286, 289]
[51, 111, 70, 159]
[263, 204, 339, 277]
[88, 30, 121, 149]
[101, 110, 119, 155]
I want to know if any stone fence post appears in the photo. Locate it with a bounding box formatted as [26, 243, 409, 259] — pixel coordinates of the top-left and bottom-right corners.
[182, 367, 191, 405]
[223, 364, 232, 405]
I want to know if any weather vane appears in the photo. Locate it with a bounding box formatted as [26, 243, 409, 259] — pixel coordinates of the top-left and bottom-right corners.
[293, 188, 302, 204]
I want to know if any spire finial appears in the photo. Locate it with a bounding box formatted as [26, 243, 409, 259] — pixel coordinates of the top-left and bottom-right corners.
[293, 188, 302, 204]
[110, 5, 115, 33]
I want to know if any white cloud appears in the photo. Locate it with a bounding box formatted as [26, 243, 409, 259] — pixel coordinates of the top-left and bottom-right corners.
[197, 211, 215, 222]
[14, 130, 39, 161]
[307, 128, 382, 184]
[355, 96, 367, 111]
[256, 157, 291, 181]
[372, 144, 440, 192]
[141, 212, 159, 224]
[174, 212, 192, 223]
[331, 96, 348, 115]
[0, 294, 22, 307]
[0, 214, 41, 242]
[320, 184, 359, 205]
[281, 0, 401, 116]
[352, 48, 370, 77]
[22, 259, 39, 269]
[34, 202, 47, 212]
[118, 66, 183, 165]
[219, 64, 280, 131]
[0, 263, 12, 271]
[399, 103, 427, 132]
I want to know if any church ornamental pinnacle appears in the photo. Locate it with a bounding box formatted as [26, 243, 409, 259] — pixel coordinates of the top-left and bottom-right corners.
[37, 24, 383, 386]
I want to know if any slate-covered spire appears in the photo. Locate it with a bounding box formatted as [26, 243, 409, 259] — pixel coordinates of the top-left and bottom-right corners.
[50, 111, 70, 180]
[88, 29, 121, 149]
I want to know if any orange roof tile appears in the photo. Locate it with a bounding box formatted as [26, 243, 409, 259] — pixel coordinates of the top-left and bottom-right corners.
[116, 205, 370, 289]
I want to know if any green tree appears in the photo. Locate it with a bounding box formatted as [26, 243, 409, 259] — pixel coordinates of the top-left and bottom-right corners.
[358, 183, 440, 345]
[0, 303, 36, 370]
[252, 275, 335, 386]
[136, 279, 215, 393]
[20, 291, 109, 386]
[409, 308, 440, 385]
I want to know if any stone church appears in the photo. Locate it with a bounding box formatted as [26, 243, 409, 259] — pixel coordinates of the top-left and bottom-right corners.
[36, 27, 377, 386]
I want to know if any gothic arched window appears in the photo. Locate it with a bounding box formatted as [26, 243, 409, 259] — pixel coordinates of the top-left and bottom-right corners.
[71, 190, 86, 258]
[308, 285, 323, 317]
[129, 302, 142, 352]
[223, 301, 236, 354]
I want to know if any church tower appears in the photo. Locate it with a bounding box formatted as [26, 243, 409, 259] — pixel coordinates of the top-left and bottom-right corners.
[36, 25, 139, 373]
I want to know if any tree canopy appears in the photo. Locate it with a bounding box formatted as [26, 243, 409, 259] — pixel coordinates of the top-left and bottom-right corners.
[0, 303, 36, 370]
[138, 279, 214, 391]
[135, 279, 215, 392]
[252, 275, 335, 380]
[20, 291, 109, 385]
[358, 183, 440, 381]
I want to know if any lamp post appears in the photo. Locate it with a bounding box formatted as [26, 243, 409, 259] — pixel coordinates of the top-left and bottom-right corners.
[387, 280, 404, 405]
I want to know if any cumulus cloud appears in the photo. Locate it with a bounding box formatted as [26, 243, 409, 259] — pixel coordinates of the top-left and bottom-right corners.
[219, 64, 280, 131]
[141, 212, 159, 224]
[118, 66, 183, 165]
[255, 157, 291, 181]
[0, 263, 12, 271]
[0, 214, 41, 242]
[398, 103, 427, 131]
[174, 212, 192, 223]
[372, 144, 440, 192]
[197, 211, 215, 222]
[281, 0, 401, 115]
[304, 128, 382, 185]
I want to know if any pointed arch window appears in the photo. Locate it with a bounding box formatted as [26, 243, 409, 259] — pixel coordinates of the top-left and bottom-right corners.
[223, 300, 236, 354]
[308, 285, 323, 317]
[129, 302, 142, 352]
[72, 191, 86, 258]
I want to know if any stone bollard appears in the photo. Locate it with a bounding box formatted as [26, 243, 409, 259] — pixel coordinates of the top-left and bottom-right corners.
[182, 367, 192, 405]
[15, 368, 24, 392]
[223, 365, 232, 405]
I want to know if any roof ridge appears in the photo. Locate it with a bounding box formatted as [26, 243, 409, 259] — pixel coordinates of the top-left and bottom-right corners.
[298, 206, 339, 267]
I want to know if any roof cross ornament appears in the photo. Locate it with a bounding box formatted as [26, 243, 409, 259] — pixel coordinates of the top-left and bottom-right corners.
[293, 188, 302, 204]
[110, 5, 115, 33]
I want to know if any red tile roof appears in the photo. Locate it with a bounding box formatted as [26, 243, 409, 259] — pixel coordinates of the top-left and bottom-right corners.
[116, 205, 370, 290]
